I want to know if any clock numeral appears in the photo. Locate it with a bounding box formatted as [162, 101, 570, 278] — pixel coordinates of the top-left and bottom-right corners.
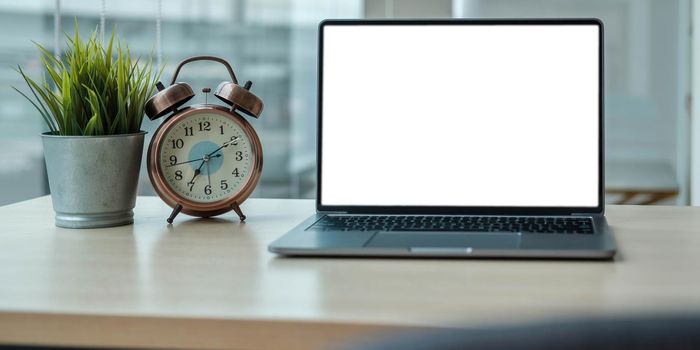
[235, 151, 243, 161]
[204, 185, 212, 195]
[220, 125, 225, 135]
[184, 127, 193, 136]
[232, 168, 240, 177]
[230, 136, 239, 146]
[187, 181, 195, 192]
[199, 121, 211, 131]
[171, 138, 184, 149]
[175, 170, 183, 180]
[220, 179, 228, 190]
[169, 155, 177, 166]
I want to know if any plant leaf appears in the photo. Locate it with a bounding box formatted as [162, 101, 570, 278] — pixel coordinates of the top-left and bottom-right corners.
[16, 20, 161, 136]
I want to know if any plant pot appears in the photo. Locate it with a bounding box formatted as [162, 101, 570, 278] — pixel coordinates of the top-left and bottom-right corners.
[41, 131, 146, 228]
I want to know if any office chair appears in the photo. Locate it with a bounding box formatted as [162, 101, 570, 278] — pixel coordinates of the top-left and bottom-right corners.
[340, 314, 700, 350]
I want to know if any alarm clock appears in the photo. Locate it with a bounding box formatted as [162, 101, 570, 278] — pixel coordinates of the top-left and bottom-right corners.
[144, 56, 263, 223]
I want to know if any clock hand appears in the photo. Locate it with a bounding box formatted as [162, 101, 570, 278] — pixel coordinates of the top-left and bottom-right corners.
[206, 161, 211, 188]
[166, 158, 202, 168]
[187, 159, 207, 187]
[206, 136, 239, 157]
[167, 154, 221, 167]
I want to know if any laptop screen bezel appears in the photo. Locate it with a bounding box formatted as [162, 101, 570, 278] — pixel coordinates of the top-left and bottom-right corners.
[316, 19, 604, 215]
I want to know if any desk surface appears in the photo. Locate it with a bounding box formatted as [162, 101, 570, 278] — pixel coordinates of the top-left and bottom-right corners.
[1, 197, 700, 350]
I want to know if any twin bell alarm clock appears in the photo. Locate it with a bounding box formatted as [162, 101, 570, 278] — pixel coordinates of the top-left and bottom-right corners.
[145, 56, 263, 223]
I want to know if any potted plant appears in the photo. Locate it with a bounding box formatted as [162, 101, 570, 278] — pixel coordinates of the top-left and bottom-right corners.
[14, 26, 160, 228]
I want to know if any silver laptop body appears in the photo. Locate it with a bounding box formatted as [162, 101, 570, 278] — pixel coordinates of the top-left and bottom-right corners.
[269, 19, 616, 259]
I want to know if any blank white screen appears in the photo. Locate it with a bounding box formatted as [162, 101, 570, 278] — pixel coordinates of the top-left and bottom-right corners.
[321, 24, 599, 207]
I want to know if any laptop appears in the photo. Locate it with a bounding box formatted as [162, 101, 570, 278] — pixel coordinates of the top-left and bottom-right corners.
[269, 19, 616, 259]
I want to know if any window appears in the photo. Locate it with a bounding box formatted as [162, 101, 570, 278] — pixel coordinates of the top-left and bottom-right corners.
[0, 0, 691, 206]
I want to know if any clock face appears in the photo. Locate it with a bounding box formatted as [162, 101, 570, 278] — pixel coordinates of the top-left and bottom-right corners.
[158, 112, 254, 203]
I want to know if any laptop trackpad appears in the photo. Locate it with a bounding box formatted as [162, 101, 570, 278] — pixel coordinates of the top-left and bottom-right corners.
[366, 231, 521, 249]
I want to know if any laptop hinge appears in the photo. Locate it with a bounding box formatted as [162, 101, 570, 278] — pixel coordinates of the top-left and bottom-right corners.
[571, 213, 595, 216]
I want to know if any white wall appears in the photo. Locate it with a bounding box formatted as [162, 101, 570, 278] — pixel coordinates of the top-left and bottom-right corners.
[691, 0, 700, 205]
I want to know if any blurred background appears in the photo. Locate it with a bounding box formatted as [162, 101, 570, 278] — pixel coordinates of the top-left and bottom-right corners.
[0, 0, 694, 206]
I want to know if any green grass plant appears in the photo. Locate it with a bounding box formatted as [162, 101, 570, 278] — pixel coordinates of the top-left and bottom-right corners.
[14, 24, 161, 136]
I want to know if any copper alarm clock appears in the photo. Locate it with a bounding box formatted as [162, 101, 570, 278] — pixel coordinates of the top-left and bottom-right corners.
[145, 56, 263, 223]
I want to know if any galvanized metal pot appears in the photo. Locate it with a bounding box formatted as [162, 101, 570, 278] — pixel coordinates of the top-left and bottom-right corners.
[41, 131, 146, 228]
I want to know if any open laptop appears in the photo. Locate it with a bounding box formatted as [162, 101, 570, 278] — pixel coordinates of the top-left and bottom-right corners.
[269, 19, 616, 259]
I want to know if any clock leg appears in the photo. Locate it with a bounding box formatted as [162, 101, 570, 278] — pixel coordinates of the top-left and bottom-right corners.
[167, 204, 183, 224]
[231, 202, 246, 222]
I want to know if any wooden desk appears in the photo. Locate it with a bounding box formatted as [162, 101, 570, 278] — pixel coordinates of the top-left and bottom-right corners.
[1, 197, 700, 350]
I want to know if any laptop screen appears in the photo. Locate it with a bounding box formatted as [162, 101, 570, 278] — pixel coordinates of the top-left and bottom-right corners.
[319, 21, 600, 209]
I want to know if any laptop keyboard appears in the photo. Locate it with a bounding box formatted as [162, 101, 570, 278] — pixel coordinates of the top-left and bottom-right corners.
[308, 215, 595, 234]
